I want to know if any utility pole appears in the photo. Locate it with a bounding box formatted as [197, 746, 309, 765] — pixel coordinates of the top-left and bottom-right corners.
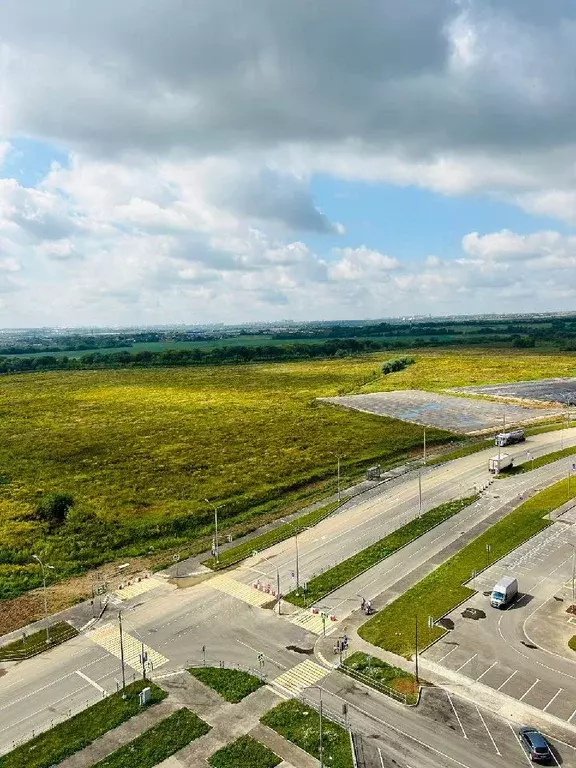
[140, 642, 147, 681]
[330, 452, 342, 501]
[414, 615, 419, 684]
[572, 546, 575, 608]
[295, 530, 300, 591]
[276, 570, 281, 616]
[118, 612, 126, 694]
[205, 500, 224, 564]
[318, 687, 324, 768]
[423, 427, 427, 465]
[32, 555, 54, 644]
[418, 469, 423, 517]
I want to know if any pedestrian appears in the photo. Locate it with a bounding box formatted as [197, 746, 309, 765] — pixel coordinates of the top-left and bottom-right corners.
[361, 597, 366, 611]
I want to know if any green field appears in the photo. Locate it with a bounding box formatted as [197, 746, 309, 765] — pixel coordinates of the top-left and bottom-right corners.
[340, 652, 418, 704]
[0, 357, 452, 602]
[1, 349, 575, 610]
[358, 477, 575, 657]
[0, 621, 78, 661]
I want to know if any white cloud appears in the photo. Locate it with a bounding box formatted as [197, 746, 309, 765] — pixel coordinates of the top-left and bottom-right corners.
[330, 246, 399, 281]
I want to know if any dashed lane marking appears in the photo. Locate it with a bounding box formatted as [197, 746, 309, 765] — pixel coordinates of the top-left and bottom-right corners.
[208, 575, 273, 607]
[271, 660, 330, 696]
[87, 623, 167, 672]
[289, 610, 337, 635]
[114, 577, 164, 601]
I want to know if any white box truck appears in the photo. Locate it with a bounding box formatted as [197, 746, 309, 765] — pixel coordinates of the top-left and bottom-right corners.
[488, 453, 513, 474]
[495, 429, 525, 447]
[490, 576, 518, 608]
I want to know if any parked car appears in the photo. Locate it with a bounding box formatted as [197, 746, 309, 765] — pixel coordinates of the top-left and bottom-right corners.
[519, 727, 553, 763]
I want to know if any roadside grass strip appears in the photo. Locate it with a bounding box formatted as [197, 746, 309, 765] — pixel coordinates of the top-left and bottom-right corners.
[359, 477, 576, 658]
[187, 666, 264, 703]
[496, 445, 576, 478]
[208, 735, 281, 768]
[0, 680, 166, 768]
[0, 621, 78, 661]
[92, 708, 211, 768]
[284, 496, 478, 608]
[339, 652, 419, 705]
[202, 500, 341, 570]
[260, 699, 353, 768]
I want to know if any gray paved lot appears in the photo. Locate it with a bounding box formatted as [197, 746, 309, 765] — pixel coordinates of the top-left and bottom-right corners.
[423, 520, 576, 726]
[320, 390, 559, 434]
[454, 378, 576, 405]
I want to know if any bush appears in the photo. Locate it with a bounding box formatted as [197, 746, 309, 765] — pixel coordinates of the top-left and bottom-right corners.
[381, 357, 415, 375]
[35, 493, 74, 526]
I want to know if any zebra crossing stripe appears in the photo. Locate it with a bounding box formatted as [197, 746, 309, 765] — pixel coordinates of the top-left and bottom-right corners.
[271, 660, 330, 696]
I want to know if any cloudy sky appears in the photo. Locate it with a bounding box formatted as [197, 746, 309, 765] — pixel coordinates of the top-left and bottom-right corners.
[1, 0, 576, 327]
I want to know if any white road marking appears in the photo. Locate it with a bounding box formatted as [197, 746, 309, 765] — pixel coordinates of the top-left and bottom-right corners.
[519, 679, 540, 701]
[75, 670, 106, 694]
[437, 645, 459, 663]
[476, 661, 497, 681]
[378, 747, 385, 767]
[508, 722, 533, 767]
[543, 688, 563, 712]
[446, 692, 468, 740]
[474, 705, 501, 756]
[568, 707, 576, 722]
[456, 653, 477, 672]
[497, 669, 517, 690]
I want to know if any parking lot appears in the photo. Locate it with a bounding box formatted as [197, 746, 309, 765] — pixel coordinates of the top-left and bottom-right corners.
[420, 687, 575, 766]
[320, 390, 559, 434]
[422, 522, 576, 724]
[454, 378, 576, 406]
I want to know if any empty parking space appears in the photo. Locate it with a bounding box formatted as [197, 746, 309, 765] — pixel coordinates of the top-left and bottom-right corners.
[420, 688, 576, 767]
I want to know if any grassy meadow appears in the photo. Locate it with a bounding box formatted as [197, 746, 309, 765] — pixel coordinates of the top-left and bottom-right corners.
[0, 348, 575, 603]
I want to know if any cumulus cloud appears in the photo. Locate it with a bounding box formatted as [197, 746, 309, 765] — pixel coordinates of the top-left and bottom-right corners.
[1, 1, 576, 323]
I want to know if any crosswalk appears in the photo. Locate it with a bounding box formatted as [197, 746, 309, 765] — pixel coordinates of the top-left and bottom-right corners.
[271, 660, 330, 696]
[87, 623, 168, 672]
[289, 610, 337, 635]
[208, 575, 274, 607]
[114, 576, 164, 601]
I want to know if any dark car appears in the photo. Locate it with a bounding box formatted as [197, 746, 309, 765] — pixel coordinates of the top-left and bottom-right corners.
[519, 727, 553, 763]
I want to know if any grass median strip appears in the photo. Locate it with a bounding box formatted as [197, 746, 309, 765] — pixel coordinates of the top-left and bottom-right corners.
[208, 735, 281, 768]
[202, 499, 342, 570]
[0, 621, 78, 661]
[340, 652, 419, 705]
[0, 680, 166, 768]
[93, 707, 211, 768]
[359, 477, 576, 657]
[284, 496, 478, 608]
[261, 699, 352, 768]
[187, 667, 263, 702]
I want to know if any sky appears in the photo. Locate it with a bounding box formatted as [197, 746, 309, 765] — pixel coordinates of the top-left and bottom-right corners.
[1, 1, 576, 327]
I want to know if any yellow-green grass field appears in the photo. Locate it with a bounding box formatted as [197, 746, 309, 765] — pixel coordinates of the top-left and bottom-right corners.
[0, 349, 574, 603]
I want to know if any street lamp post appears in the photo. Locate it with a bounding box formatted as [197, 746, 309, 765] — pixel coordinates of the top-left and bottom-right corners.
[571, 545, 575, 608]
[295, 529, 300, 591]
[32, 555, 55, 644]
[260, 553, 282, 615]
[329, 452, 342, 502]
[311, 686, 324, 768]
[205, 500, 225, 565]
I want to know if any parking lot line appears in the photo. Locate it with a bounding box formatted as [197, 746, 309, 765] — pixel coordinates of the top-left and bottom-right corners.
[508, 722, 533, 767]
[519, 679, 540, 701]
[498, 670, 517, 690]
[568, 707, 576, 722]
[476, 661, 497, 682]
[437, 645, 459, 663]
[446, 693, 468, 740]
[456, 653, 477, 672]
[543, 688, 563, 712]
[474, 705, 501, 756]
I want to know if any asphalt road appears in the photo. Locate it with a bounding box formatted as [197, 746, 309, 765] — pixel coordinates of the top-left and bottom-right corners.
[2, 426, 576, 766]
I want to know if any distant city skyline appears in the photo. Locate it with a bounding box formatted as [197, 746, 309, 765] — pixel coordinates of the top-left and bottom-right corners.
[1, 2, 576, 325]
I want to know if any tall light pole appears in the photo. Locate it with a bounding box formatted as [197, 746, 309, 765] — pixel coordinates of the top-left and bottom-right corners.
[571, 545, 576, 608]
[118, 611, 126, 694]
[260, 553, 282, 615]
[295, 529, 300, 591]
[418, 428, 426, 517]
[205, 500, 224, 564]
[312, 686, 324, 768]
[329, 452, 342, 502]
[33, 555, 55, 644]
